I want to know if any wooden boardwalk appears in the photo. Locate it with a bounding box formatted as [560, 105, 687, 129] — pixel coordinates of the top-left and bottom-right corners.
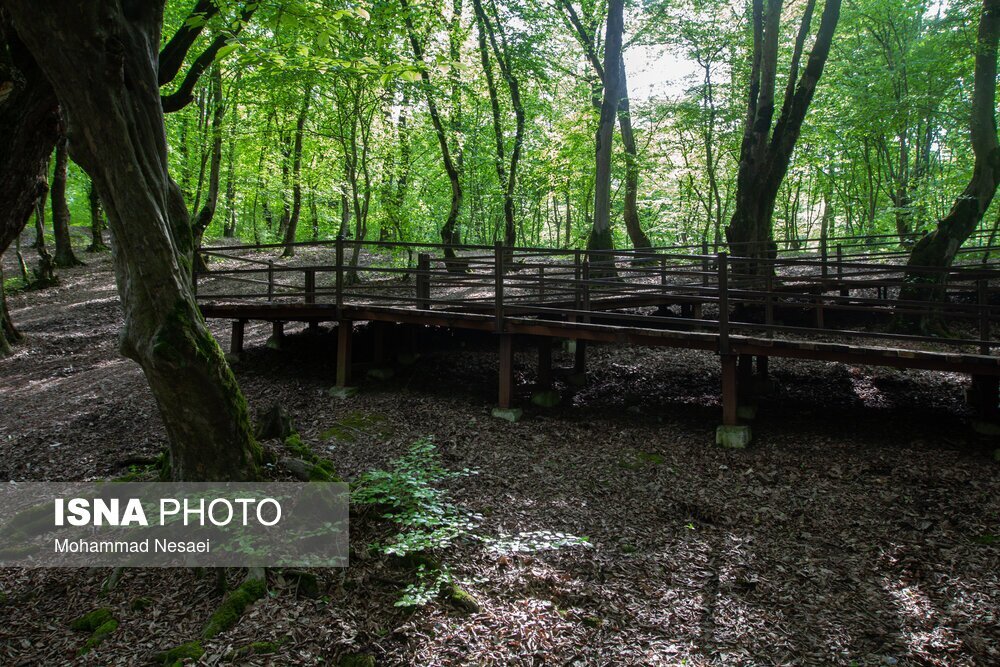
[195, 238, 1000, 444]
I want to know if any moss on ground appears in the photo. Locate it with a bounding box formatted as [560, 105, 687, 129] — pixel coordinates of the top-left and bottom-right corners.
[154, 640, 204, 665]
[202, 578, 267, 639]
[70, 607, 114, 631]
[79, 619, 117, 655]
[320, 411, 390, 442]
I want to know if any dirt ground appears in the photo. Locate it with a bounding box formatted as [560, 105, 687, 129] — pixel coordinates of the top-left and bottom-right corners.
[1, 248, 998, 666]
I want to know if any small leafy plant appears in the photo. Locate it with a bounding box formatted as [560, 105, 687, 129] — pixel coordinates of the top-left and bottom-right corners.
[352, 438, 588, 608]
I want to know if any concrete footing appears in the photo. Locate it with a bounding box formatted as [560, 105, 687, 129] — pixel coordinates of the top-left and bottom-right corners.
[329, 386, 359, 399]
[716, 425, 751, 449]
[491, 407, 523, 423]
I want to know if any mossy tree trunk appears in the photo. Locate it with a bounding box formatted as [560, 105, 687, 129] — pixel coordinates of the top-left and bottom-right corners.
[899, 0, 1000, 321]
[52, 134, 84, 267]
[3, 0, 260, 481]
[0, 8, 59, 356]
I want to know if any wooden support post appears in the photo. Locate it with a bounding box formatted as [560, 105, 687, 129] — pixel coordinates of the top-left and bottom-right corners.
[815, 294, 825, 330]
[498, 334, 514, 409]
[336, 320, 353, 387]
[416, 253, 430, 310]
[373, 321, 387, 365]
[969, 375, 999, 419]
[538, 339, 552, 388]
[721, 354, 738, 426]
[756, 355, 769, 378]
[272, 321, 284, 344]
[304, 269, 316, 304]
[574, 339, 587, 374]
[230, 320, 245, 355]
[978, 279, 990, 355]
[738, 354, 754, 404]
[538, 266, 545, 300]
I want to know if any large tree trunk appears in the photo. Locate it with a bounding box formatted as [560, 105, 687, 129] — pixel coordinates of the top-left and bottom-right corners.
[51, 134, 83, 267]
[281, 84, 311, 258]
[3, 0, 260, 481]
[0, 9, 59, 354]
[900, 0, 1000, 314]
[726, 0, 841, 274]
[589, 0, 625, 253]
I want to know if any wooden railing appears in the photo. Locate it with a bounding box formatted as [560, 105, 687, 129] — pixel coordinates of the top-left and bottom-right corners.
[195, 238, 1000, 356]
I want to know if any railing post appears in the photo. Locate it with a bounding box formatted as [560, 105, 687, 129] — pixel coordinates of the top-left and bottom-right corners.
[573, 249, 582, 314]
[267, 260, 274, 302]
[335, 236, 344, 312]
[659, 254, 667, 287]
[416, 253, 430, 310]
[304, 269, 316, 304]
[718, 252, 729, 354]
[836, 243, 848, 297]
[979, 278, 990, 355]
[821, 234, 828, 279]
[582, 260, 591, 323]
[765, 272, 774, 337]
[539, 265, 546, 300]
[494, 241, 504, 332]
[702, 239, 710, 288]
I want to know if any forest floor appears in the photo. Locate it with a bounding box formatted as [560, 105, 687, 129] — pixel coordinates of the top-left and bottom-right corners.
[1, 246, 999, 666]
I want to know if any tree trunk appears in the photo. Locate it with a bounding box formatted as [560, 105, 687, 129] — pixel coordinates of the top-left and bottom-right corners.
[191, 66, 223, 274]
[401, 0, 462, 260]
[281, 84, 311, 258]
[0, 9, 58, 355]
[51, 134, 83, 267]
[86, 178, 108, 251]
[3, 0, 260, 481]
[726, 0, 841, 273]
[589, 0, 625, 253]
[0, 265, 21, 356]
[618, 57, 651, 250]
[900, 0, 1000, 316]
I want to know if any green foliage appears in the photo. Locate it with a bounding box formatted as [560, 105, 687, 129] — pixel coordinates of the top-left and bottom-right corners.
[353, 439, 587, 608]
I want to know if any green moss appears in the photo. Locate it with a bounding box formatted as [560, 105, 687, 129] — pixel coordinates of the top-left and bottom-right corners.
[284, 433, 341, 481]
[321, 411, 390, 442]
[442, 583, 480, 613]
[70, 607, 114, 632]
[339, 653, 376, 667]
[249, 640, 281, 654]
[155, 640, 204, 665]
[79, 619, 117, 655]
[582, 615, 603, 628]
[201, 578, 267, 639]
[284, 432, 312, 459]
